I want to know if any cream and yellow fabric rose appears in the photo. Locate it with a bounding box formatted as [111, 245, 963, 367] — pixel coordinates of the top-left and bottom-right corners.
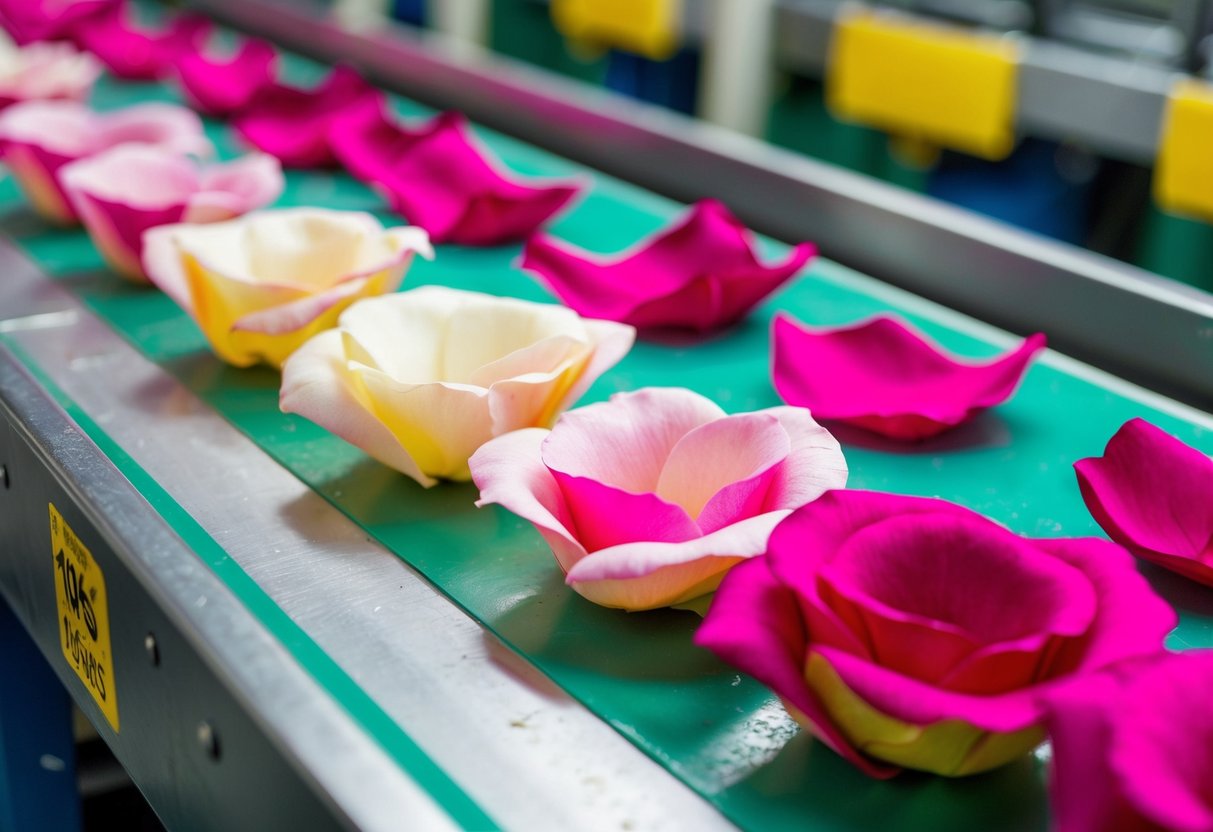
[280, 286, 635, 487]
[142, 208, 432, 367]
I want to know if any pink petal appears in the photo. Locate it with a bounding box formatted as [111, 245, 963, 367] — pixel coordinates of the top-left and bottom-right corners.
[280, 330, 435, 487]
[772, 314, 1047, 440]
[0, 0, 116, 44]
[654, 411, 789, 521]
[549, 469, 700, 551]
[331, 106, 581, 245]
[469, 427, 586, 572]
[62, 146, 281, 280]
[176, 36, 277, 117]
[758, 406, 848, 509]
[522, 200, 815, 331]
[694, 556, 896, 778]
[539, 387, 725, 494]
[74, 8, 210, 81]
[564, 513, 784, 610]
[1076, 418, 1213, 585]
[188, 152, 284, 222]
[92, 102, 211, 158]
[230, 276, 372, 336]
[233, 65, 382, 168]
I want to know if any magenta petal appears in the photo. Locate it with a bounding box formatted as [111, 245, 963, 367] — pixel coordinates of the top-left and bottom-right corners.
[0, 0, 116, 45]
[176, 36, 277, 117]
[695, 557, 896, 778]
[523, 200, 815, 331]
[1046, 652, 1213, 832]
[233, 66, 382, 168]
[772, 314, 1047, 440]
[549, 470, 700, 551]
[331, 107, 581, 245]
[1076, 418, 1213, 586]
[75, 9, 210, 81]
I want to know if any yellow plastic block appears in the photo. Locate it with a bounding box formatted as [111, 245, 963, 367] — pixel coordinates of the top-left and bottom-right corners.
[827, 10, 1020, 160]
[1155, 79, 1213, 223]
[551, 0, 681, 61]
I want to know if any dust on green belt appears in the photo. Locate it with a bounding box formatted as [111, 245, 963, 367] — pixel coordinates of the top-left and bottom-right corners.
[3, 53, 1210, 832]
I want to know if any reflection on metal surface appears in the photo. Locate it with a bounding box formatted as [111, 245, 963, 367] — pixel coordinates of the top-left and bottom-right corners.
[0, 239, 731, 830]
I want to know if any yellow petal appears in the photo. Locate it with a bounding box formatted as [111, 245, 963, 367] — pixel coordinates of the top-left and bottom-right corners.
[804, 652, 1043, 776]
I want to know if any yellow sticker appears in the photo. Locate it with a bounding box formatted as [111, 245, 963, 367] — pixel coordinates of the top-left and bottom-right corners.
[1155, 79, 1213, 223]
[828, 10, 1020, 160]
[49, 503, 119, 732]
[551, 0, 681, 61]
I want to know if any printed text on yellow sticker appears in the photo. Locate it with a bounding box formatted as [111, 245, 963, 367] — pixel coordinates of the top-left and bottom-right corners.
[828, 10, 1020, 160]
[1155, 79, 1213, 223]
[50, 503, 119, 731]
[551, 0, 681, 61]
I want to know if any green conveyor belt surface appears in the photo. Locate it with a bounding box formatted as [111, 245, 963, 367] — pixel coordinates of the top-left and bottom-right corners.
[4, 50, 1212, 832]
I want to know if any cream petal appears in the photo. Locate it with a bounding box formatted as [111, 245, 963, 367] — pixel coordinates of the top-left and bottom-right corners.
[352, 363, 493, 481]
[279, 330, 435, 486]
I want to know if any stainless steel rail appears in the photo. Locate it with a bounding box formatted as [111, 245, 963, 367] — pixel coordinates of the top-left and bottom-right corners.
[188, 0, 1213, 410]
[0, 240, 732, 831]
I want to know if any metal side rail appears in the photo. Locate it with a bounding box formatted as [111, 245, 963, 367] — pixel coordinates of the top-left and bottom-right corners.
[0, 239, 731, 831]
[187, 0, 1213, 412]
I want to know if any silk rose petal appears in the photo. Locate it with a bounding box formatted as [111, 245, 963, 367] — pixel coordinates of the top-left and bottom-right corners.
[470, 388, 848, 611]
[233, 65, 382, 168]
[73, 8, 209, 81]
[144, 208, 431, 367]
[0, 100, 210, 223]
[0, 34, 100, 110]
[1076, 418, 1213, 586]
[61, 145, 283, 281]
[0, 0, 116, 45]
[772, 314, 1047, 440]
[281, 286, 634, 486]
[1046, 651, 1213, 832]
[330, 106, 582, 245]
[696, 490, 1176, 777]
[522, 200, 816, 332]
[176, 36, 276, 118]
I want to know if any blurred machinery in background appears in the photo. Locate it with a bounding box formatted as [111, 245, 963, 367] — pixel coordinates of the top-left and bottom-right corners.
[328, 0, 1213, 291]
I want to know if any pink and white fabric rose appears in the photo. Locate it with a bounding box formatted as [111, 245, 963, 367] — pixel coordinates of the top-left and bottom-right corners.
[470, 388, 847, 611]
[0, 33, 100, 110]
[696, 490, 1176, 777]
[60, 145, 283, 281]
[0, 100, 210, 224]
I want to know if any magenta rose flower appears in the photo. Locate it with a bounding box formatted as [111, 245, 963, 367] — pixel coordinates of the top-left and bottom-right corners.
[0, 0, 116, 45]
[772, 314, 1046, 440]
[1075, 417, 1213, 587]
[470, 387, 847, 611]
[696, 490, 1176, 777]
[1046, 650, 1213, 832]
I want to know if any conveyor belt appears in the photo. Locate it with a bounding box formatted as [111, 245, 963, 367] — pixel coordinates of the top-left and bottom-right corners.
[1, 21, 1212, 832]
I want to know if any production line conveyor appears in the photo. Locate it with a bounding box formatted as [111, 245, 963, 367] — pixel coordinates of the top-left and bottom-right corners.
[1, 2, 1212, 830]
